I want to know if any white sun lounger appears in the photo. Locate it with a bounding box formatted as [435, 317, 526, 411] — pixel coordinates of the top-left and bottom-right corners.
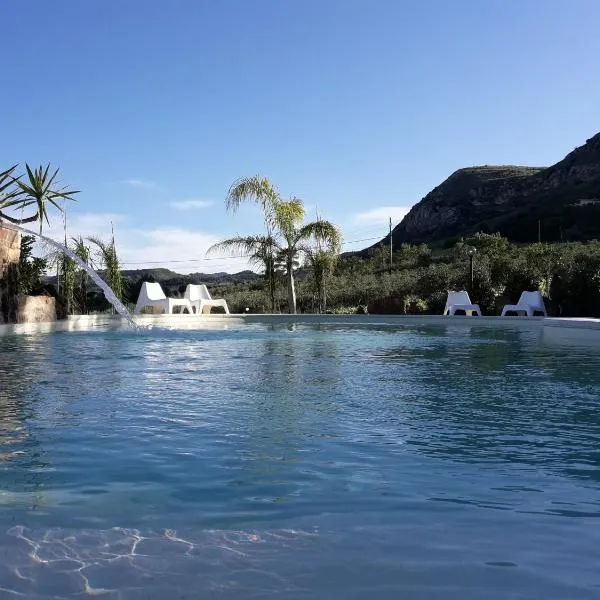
[443, 290, 482, 316]
[134, 282, 192, 315]
[501, 290, 547, 317]
[184, 284, 230, 315]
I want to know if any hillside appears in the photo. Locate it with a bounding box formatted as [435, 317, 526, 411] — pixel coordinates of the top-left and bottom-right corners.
[46, 268, 260, 289]
[381, 131, 600, 246]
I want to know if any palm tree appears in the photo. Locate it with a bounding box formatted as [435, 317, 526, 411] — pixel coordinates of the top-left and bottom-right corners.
[224, 176, 280, 311]
[215, 176, 342, 314]
[207, 234, 278, 308]
[0, 164, 78, 233]
[88, 234, 123, 303]
[305, 248, 339, 313]
[71, 236, 91, 314]
[273, 199, 341, 313]
[303, 214, 342, 313]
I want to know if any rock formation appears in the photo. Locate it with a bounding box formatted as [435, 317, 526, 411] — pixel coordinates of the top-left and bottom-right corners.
[383, 131, 600, 245]
[0, 225, 57, 324]
[0, 226, 21, 323]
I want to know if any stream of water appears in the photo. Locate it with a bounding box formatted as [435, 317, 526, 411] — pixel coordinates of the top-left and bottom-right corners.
[2, 221, 136, 328]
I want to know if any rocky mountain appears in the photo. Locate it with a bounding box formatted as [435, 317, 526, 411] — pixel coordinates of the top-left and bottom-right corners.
[382, 131, 600, 246]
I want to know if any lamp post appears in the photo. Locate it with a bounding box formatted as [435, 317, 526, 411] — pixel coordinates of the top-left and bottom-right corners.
[468, 248, 476, 295]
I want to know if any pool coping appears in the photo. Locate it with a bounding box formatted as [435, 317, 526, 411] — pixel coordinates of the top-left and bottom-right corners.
[1, 313, 599, 336]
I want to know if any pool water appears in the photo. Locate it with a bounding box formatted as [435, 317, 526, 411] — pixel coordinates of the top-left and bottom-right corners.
[1, 324, 600, 599]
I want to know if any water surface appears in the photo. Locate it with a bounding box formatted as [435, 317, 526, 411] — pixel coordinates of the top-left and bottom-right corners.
[1, 324, 599, 598]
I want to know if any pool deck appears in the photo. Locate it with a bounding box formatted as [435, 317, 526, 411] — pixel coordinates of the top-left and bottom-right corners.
[1, 312, 600, 337]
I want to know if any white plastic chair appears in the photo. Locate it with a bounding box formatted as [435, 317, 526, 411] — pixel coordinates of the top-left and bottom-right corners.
[134, 282, 192, 315]
[184, 284, 230, 314]
[443, 290, 482, 316]
[501, 291, 547, 317]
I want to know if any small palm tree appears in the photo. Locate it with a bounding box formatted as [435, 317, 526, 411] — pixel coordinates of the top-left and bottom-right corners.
[71, 236, 91, 314]
[305, 248, 339, 313]
[0, 164, 79, 233]
[273, 199, 341, 313]
[208, 234, 278, 298]
[88, 235, 123, 303]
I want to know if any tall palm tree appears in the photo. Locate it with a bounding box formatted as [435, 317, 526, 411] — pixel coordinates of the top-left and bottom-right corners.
[215, 177, 342, 314]
[224, 176, 280, 310]
[0, 164, 78, 232]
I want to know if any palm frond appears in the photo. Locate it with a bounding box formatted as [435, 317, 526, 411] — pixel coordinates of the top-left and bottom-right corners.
[5, 163, 79, 232]
[208, 234, 280, 272]
[0, 165, 21, 201]
[273, 197, 305, 241]
[297, 219, 342, 252]
[88, 235, 122, 300]
[225, 175, 280, 221]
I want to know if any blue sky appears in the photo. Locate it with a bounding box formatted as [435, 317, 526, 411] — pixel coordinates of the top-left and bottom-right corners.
[2, 0, 600, 272]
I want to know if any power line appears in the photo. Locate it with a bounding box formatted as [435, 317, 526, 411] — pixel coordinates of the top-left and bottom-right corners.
[118, 235, 383, 266]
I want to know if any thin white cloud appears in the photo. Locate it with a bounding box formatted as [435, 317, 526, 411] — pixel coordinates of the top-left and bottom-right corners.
[43, 212, 127, 242]
[121, 179, 158, 190]
[352, 206, 411, 227]
[119, 227, 252, 274]
[35, 212, 252, 274]
[169, 199, 214, 211]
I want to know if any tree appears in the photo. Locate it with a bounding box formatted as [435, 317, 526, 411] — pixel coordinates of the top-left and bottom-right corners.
[88, 234, 123, 304]
[71, 236, 91, 314]
[273, 200, 341, 313]
[208, 234, 279, 309]
[305, 248, 338, 312]
[225, 176, 280, 311]
[217, 176, 342, 314]
[60, 254, 77, 315]
[0, 164, 78, 233]
[18, 235, 47, 295]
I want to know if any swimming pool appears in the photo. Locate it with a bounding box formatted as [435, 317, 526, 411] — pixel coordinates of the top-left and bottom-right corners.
[1, 323, 599, 599]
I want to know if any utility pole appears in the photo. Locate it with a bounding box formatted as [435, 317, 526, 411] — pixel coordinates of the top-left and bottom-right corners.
[538, 219, 541, 243]
[389, 217, 393, 271]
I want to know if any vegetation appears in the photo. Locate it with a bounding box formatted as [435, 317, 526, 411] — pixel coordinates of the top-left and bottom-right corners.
[88, 234, 124, 302]
[3, 161, 600, 322]
[18, 236, 47, 295]
[212, 175, 341, 313]
[189, 233, 600, 318]
[0, 164, 79, 232]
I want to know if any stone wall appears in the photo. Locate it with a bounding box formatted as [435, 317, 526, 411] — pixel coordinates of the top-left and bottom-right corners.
[0, 225, 21, 324]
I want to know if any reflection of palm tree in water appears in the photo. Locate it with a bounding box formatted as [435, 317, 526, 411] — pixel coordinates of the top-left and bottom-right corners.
[235, 334, 343, 499]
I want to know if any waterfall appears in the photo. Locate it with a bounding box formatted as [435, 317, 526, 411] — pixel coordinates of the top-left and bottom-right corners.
[1, 221, 137, 329]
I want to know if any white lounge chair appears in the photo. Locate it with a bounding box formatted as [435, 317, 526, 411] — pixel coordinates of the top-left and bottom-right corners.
[443, 290, 482, 316]
[501, 290, 547, 317]
[134, 282, 192, 315]
[184, 284, 230, 315]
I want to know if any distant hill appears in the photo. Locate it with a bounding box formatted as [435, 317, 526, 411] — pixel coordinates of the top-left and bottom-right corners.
[376, 131, 600, 246]
[46, 268, 260, 288]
